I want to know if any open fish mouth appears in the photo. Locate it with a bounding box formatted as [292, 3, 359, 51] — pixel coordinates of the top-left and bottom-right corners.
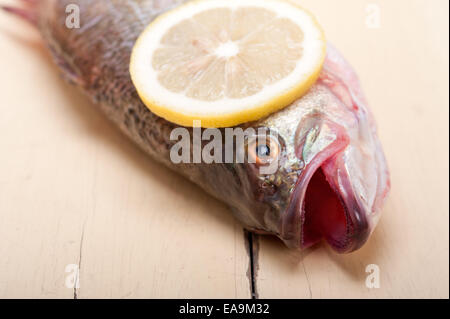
[283, 158, 370, 253]
[281, 119, 370, 253]
[300, 166, 370, 253]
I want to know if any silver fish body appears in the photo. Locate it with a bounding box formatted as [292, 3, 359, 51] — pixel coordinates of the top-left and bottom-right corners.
[12, 0, 390, 252]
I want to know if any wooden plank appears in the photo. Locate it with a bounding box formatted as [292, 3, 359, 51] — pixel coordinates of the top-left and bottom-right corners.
[0, 12, 250, 298]
[256, 0, 449, 298]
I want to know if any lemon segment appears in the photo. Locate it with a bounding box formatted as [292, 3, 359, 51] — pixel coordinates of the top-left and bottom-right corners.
[130, 0, 326, 128]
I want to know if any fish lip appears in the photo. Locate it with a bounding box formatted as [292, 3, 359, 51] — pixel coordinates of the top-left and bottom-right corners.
[280, 126, 371, 253]
[331, 195, 371, 253]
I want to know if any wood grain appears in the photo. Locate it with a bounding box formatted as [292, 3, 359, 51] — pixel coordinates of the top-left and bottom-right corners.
[0, 0, 448, 298]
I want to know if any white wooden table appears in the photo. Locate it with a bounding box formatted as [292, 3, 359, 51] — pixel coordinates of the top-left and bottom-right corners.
[0, 0, 448, 298]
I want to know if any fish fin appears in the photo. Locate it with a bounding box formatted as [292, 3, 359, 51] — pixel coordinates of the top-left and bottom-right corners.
[2, 1, 86, 88]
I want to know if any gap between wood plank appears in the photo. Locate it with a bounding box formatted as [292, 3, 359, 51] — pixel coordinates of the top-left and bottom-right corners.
[71, 222, 258, 299]
[74, 219, 87, 299]
[245, 230, 260, 299]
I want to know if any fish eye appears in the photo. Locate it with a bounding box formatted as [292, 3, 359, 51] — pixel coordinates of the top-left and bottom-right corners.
[256, 144, 271, 157]
[247, 136, 280, 167]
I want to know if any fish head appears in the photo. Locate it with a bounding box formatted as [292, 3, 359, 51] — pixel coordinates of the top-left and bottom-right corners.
[238, 46, 390, 253]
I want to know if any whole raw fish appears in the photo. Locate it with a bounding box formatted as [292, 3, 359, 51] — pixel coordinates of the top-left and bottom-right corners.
[2, 0, 390, 253]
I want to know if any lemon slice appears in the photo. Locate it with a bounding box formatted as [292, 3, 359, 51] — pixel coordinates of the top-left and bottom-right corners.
[130, 0, 326, 128]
